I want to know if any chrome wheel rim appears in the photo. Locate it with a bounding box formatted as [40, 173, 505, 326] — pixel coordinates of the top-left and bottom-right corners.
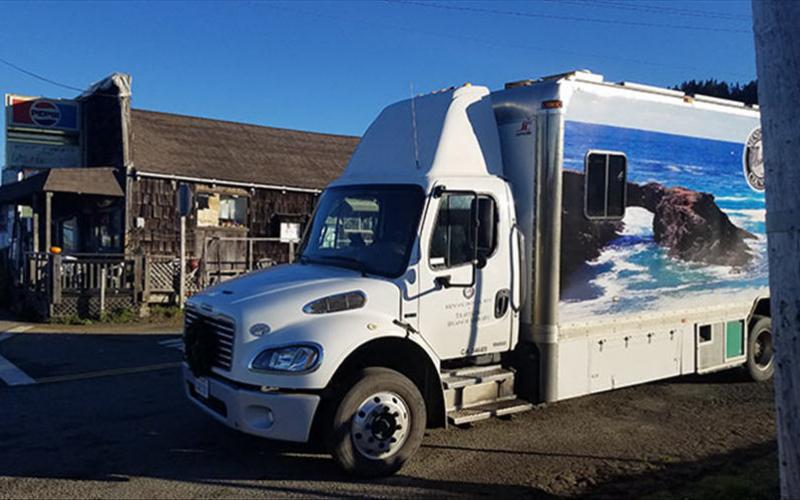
[351, 391, 410, 460]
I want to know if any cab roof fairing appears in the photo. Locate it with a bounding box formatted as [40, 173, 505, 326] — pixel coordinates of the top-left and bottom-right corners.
[330, 85, 504, 190]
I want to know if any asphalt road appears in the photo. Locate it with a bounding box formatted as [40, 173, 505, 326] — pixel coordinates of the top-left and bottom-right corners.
[0, 329, 777, 499]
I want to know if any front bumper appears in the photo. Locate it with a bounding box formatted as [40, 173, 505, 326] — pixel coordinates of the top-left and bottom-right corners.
[182, 364, 321, 443]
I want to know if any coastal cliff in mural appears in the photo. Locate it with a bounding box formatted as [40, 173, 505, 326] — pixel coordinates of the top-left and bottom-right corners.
[559, 121, 768, 322]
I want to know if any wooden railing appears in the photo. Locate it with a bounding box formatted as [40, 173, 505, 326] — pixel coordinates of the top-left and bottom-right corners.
[9, 238, 298, 315]
[58, 256, 137, 291]
[22, 252, 50, 293]
[16, 253, 145, 313]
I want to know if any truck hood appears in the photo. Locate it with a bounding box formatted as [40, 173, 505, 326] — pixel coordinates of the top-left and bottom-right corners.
[187, 263, 403, 327]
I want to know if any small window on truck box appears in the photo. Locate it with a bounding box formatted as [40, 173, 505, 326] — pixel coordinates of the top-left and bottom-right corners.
[584, 151, 627, 220]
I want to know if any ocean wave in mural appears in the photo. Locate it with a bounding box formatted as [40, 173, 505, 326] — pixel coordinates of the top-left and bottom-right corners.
[559, 121, 768, 322]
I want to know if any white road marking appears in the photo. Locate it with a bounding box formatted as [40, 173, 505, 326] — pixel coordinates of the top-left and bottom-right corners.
[0, 355, 36, 386]
[0, 325, 35, 386]
[0, 326, 32, 344]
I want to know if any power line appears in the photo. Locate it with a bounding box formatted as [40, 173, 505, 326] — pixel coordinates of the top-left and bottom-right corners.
[388, 0, 751, 34]
[550, 0, 751, 22]
[0, 56, 120, 98]
[267, 3, 753, 80]
[0, 56, 85, 93]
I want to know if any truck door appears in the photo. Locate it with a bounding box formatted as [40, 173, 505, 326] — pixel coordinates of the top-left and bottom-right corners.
[417, 182, 514, 360]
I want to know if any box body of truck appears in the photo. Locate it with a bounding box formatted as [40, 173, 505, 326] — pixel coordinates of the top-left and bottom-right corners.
[181, 70, 769, 476]
[493, 71, 766, 402]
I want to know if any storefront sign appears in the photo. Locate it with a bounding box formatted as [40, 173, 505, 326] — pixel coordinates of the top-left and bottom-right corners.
[7, 142, 81, 169]
[7, 95, 79, 132]
[5, 94, 82, 169]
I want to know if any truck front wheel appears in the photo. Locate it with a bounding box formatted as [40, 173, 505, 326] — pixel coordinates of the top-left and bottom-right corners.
[329, 367, 426, 477]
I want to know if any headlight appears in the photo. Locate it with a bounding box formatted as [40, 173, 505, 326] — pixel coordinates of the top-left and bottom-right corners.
[303, 291, 366, 314]
[250, 345, 321, 373]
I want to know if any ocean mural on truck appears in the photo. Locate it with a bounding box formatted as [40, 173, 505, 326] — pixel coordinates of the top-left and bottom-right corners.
[559, 121, 768, 323]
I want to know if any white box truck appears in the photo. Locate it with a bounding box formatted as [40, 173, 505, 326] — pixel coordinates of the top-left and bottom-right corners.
[182, 70, 771, 476]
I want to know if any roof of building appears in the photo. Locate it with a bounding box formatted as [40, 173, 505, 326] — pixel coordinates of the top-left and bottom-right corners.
[0, 168, 124, 204]
[130, 109, 360, 190]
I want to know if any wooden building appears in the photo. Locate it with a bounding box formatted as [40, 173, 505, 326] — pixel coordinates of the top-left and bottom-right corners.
[127, 108, 358, 264]
[0, 74, 358, 316]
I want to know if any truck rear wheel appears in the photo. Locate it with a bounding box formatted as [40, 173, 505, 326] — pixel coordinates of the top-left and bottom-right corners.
[747, 316, 774, 382]
[329, 367, 426, 477]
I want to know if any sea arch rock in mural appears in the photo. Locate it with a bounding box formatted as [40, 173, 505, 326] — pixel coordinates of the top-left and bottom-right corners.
[560, 170, 757, 284]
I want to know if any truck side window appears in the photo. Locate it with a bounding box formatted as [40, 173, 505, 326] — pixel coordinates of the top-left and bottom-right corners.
[476, 196, 498, 260]
[584, 151, 627, 220]
[430, 194, 497, 269]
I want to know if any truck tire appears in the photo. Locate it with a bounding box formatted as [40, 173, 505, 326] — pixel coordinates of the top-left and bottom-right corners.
[747, 316, 774, 382]
[329, 367, 426, 477]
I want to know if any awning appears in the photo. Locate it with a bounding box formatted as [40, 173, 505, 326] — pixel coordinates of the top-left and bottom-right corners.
[0, 167, 124, 204]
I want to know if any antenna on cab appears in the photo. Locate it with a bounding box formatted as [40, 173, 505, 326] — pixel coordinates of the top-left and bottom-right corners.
[410, 83, 420, 169]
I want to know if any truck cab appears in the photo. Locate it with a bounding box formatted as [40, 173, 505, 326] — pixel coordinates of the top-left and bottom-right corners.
[183, 84, 526, 476]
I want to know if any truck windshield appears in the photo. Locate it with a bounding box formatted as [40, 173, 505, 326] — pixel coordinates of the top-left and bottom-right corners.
[299, 184, 425, 278]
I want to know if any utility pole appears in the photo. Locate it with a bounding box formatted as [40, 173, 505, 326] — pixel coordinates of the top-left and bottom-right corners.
[752, 1, 800, 497]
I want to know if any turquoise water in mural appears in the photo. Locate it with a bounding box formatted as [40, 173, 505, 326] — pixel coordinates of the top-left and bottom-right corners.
[560, 121, 767, 320]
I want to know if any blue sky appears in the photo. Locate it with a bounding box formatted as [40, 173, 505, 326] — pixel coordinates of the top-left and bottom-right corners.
[1, 0, 755, 160]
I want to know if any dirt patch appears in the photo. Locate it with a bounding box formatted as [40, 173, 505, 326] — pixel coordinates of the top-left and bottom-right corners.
[406, 370, 777, 498]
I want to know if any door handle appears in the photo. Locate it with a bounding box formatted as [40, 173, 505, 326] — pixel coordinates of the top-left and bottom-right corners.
[434, 275, 451, 288]
[495, 289, 510, 318]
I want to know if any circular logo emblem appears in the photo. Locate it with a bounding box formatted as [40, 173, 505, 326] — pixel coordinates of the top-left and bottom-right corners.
[463, 287, 475, 299]
[30, 100, 60, 127]
[743, 128, 765, 192]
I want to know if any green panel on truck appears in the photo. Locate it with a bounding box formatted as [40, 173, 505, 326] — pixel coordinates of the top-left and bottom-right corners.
[726, 320, 744, 359]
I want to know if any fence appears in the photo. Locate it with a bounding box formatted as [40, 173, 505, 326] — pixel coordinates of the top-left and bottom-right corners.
[6, 236, 299, 318]
[147, 254, 203, 304]
[22, 253, 49, 294]
[12, 252, 141, 318]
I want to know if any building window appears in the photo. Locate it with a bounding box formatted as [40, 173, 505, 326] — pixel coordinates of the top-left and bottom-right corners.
[430, 194, 497, 269]
[585, 151, 627, 220]
[60, 216, 79, 253]
[196, 193, 247, 228]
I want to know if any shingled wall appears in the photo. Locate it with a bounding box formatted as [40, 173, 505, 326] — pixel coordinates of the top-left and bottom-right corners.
[127, 176, 318, 263]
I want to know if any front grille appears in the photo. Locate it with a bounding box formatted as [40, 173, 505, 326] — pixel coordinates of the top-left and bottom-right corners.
[185, 308, 236, 371]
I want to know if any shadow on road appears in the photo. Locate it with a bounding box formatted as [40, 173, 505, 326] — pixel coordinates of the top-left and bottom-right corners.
[578, 440, 777, 499]
[0, 332, 553, 497]
[0, 331, 778, 498]
[422, 443, 656, 464]
[664, 368, 755, 385]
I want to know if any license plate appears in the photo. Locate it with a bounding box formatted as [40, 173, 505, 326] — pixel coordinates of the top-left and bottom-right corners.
[194, 377, 209, 399]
